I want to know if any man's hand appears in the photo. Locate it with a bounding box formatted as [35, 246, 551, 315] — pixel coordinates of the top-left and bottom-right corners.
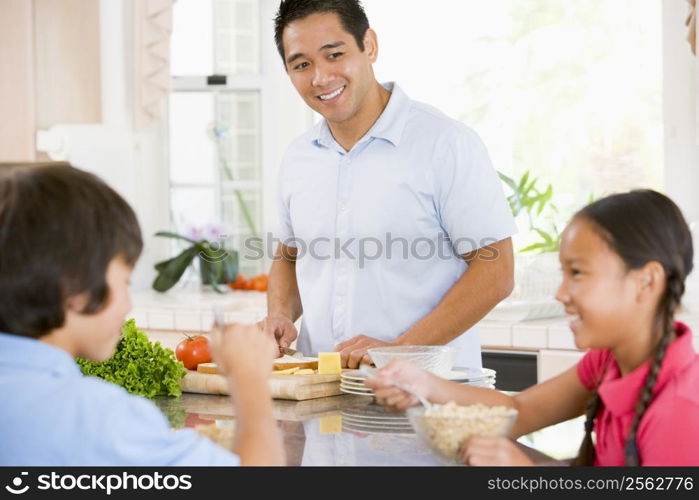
[364, 359, 437, 411]
[258, 314, 298, 350]
[460, 437, 534, 466]
[334, 335, 397, 369]
[210, 323, 278, 385]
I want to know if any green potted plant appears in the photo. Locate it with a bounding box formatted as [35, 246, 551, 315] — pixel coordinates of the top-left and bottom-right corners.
[152, 223, 238, 294]
[496, 171, 565, 319]
[499, 171, 561, 253]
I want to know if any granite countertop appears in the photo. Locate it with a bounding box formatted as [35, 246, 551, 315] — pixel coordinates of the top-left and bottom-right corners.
[154, 393, 582, 466]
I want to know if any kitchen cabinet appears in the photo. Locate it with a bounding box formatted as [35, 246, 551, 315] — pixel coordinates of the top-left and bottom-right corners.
[537, 350, 586, 383]
[0, 0, 35, 161]
[0, 0, 101, 162]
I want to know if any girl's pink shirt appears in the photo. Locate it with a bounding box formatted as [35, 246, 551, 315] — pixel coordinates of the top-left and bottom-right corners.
[577, 321, 699, 466]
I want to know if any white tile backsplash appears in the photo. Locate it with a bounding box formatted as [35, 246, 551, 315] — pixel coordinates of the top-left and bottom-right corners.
[547, 325, 577, 350]
[129, 308, 149, 329]
[512, 324, 548, 349]
[479, 324, 513, 347]
[147, 309, 175, 330]
[174, 311, 202, 332]
[130, 287, 267, 332]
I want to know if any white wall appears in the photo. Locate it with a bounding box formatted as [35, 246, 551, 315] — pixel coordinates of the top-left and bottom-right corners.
[259, 0, 314, 268]
[100, 0, 170, 291]
[663, 0, 699, 220]
[663, 0, 699, 306]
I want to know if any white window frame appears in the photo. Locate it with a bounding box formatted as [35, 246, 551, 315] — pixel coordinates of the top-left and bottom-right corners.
[169, 74, 266, 223]
[167, 0, 313, 273]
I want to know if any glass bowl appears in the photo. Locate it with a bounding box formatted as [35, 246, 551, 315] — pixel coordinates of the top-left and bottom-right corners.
[406, 403, 518, 465]
[367, 345, 458, 377]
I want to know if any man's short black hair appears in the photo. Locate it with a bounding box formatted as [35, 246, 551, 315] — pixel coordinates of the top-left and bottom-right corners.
[274, 0, 370, 63]
[0, 164, 143, 338]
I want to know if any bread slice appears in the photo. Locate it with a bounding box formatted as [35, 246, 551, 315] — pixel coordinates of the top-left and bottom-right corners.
[273, 354, 318, 371]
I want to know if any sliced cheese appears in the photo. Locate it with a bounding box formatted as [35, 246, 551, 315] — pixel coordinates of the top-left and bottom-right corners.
[295, 369, 316, 375]
[319, 414, 342, 434]
[318, 352, 341, 375]
[197, 363, 218, 374]
[273, 366, 301, 375]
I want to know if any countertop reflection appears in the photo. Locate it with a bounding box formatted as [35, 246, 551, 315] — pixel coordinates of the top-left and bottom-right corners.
[155, 393, 582, 466]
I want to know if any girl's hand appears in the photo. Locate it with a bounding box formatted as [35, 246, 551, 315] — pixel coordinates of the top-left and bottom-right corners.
[364, 359, 435, 411]
[460, 437, 534, 466]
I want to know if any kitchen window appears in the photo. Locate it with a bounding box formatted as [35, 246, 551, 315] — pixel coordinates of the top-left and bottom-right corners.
[169, 0, 264, 278]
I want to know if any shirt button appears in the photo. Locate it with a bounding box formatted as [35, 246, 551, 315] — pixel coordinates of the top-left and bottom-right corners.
[340, 202, 348, 211]
[336, 296, 344, 305]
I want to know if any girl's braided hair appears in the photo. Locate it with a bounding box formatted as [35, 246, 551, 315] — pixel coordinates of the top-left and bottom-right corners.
[570, 190, 693, 466]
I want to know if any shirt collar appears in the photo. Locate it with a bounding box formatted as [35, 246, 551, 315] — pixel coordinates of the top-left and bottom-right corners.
[312, 81, 411, 149]
[0, 332, 81, 377]
[599, 321, 695, 415]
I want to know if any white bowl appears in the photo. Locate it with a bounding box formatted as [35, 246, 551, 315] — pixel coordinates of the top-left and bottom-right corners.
[367, 345, 458, 377]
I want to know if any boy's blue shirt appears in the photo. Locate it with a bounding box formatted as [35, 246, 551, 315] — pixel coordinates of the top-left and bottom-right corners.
[0, 332, 239, 466]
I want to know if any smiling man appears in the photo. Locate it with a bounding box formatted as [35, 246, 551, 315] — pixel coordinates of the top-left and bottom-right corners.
[261, 0, 517, 369]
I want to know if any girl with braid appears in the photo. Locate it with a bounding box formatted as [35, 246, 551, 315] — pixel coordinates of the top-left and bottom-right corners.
[366, 190, 699, 466]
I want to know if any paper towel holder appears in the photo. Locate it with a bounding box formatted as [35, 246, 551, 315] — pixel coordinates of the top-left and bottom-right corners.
[36, 129, 69, 161]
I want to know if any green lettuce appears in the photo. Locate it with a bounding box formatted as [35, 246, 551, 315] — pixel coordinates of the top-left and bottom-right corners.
[77, 319, 186, 398]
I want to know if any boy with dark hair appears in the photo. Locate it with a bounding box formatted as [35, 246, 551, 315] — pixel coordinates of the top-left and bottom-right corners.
[0, 164, 284, 466]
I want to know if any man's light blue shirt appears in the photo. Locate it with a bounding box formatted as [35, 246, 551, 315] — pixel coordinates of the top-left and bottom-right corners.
[0, 333, 239, 466]
[277, 82, 517, 369]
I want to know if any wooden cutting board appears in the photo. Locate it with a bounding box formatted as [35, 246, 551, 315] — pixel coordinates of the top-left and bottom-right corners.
[181, 371, 342, 401]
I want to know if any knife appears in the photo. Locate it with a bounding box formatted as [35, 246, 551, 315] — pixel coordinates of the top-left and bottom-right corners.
[279, 346, 303, 358]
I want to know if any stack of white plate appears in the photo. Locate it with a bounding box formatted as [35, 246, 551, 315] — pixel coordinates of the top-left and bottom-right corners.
[340, 370, 376, 396]
[340, 367, 496, 397]
[341, 404, 414, 434]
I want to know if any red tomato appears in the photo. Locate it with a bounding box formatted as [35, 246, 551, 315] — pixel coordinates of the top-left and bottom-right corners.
[175, 335, 212, 370]
[229, 274, 249, 290]
[252, 274, 268, 291]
